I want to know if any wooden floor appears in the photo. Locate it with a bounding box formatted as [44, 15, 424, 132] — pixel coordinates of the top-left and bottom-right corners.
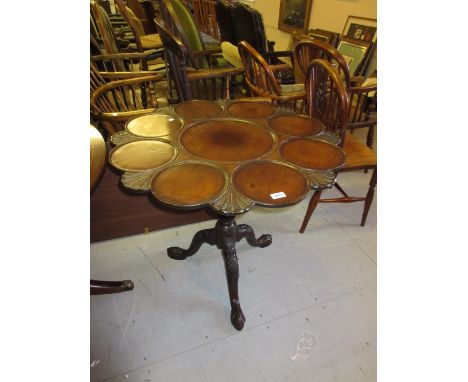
[90, 163, 215, 242]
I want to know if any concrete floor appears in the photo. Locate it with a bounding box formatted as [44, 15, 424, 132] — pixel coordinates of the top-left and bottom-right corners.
[91, 154, 377, 382]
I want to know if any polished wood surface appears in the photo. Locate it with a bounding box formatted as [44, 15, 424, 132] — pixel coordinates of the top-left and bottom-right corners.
[227, 101, 275, 119]
[269, 114, 325, 137]
[126, 113, 184, 137]
[280, 138, 345, 171]
[109, 99, 343, 215]
[151, 162, 227, 206]
[233, 161, 309, 205]
[180, 119, 274, 162]
[174, 99, 223, 119]
[109, 140, 177, 171]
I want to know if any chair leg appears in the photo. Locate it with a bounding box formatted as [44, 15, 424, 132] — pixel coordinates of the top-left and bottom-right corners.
[299, 190, 322, 233]
[90, 279, 134, 295]
[334, 182, 349, 197]
[361, 168, 377, 226]
[366, 125, 375, 149]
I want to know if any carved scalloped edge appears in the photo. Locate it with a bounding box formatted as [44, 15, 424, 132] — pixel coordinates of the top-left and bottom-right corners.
[210, 184, 255, 215]
[316, 131, 341, 146]
[304, 169, 336, 190]
[121, 169, 159, 191]
[109, 131, 143, 146]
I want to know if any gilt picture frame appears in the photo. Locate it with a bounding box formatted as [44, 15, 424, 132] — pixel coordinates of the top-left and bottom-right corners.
[278, 0, 313, 34]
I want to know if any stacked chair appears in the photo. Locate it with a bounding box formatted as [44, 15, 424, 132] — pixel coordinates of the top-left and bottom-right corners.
[90, 0, 166, 136]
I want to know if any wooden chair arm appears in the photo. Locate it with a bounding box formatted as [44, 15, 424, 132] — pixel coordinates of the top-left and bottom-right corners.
[350, 76, 365, 87]
[90, 74, 163, 104]
[186, 67, 244, 81]
[192, 48, 223, 57]
[91, 50, 158, 61]
[349, 85, 377, 94]
[98, 72, 165, 80]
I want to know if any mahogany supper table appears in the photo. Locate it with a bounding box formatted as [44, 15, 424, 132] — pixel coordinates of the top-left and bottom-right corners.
[108, 99, 345, 330]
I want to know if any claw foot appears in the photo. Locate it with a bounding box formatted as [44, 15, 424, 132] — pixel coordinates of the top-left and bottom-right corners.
[167, 247, 188, 260]
[231, 309, 246, 331]
[257, 234, 272, 248]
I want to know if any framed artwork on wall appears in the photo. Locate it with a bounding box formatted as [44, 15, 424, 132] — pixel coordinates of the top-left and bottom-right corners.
[341, 15, 377, 44]
[278, 0, 313, 34]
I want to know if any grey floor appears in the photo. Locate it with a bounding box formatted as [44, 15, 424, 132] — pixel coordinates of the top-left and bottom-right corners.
[90, 141, 377, 382]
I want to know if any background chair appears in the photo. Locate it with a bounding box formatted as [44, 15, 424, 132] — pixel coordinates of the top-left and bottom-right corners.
[294, 38, 352, 88]
[237, 41, 305, 112]
[125, 0, 157, 34]
[348, 77, 377, 149]
[215, 1, 293, 70]
[201, 0, 220, 41]
[299, 59, 377, 233]
[155, 18, 242, 102]
[91, 0, 132, 56]
[91, 50, 163, 79]
[191, 0, 208, 35]
[90, 65, 164, 135]
[158, 0, 222, 70]
[115, 0, 163, 58]
[295, 38, 377, 148]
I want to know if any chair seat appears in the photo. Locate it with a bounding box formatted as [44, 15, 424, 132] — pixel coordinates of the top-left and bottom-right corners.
[140, 33, 163, 49]
[343, 132, 377, 168]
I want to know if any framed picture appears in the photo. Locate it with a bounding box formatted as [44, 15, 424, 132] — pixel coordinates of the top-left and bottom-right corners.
[308, 28, 340, 48]
[278, 0, 313, 34]
[341, 15, 377, 44]
[337, 39, 370, 76]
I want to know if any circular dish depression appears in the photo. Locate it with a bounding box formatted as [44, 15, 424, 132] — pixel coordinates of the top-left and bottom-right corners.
[232, 161, 309, 206]
[228, 101, 275, 119]
[109, 139, 177, 171]
[174, 100, 223, 119]
[269, 114, 325, 137]
[151, 162, 227, 207]
[125, 114, 184, 137]
[180, 119, 274, 162]
[280, 138, 345, 171]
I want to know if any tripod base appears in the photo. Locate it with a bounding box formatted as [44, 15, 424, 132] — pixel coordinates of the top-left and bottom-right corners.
[167, 216, 271, 330]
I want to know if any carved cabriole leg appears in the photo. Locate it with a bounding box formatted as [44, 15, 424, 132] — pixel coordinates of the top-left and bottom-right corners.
[361, 168, 377, 227]
[214, 217, 245, 330]
[299, 189, 323, 234]
[236, 224, 272, 248]
[167, 228, 216, 260]
[167, 216, 271, 330]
